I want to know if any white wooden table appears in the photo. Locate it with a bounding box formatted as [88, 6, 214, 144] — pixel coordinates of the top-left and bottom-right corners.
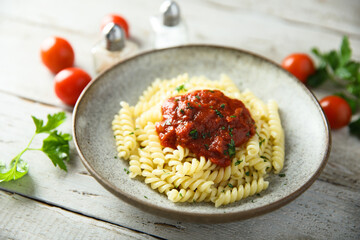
[1, 0, 359, 239]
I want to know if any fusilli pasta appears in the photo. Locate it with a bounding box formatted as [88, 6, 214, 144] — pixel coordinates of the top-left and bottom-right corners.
[112, 74, 285, 207]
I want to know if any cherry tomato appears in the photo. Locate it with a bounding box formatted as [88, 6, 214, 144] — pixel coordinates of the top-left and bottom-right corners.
[54, 68, 91, 106]
[100, 14, 130, 38]
[40, 37, 75, 74]
[281, 53, 315, 83]
[320, 95, 352, 130]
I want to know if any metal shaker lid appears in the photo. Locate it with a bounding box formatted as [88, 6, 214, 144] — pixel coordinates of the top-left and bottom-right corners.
[160, 0, 181, 26]
[102, 22, 125, 51]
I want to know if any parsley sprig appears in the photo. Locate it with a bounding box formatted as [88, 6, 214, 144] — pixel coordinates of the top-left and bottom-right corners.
[0, 112, 71, 182]
[308, 36, 360, 138]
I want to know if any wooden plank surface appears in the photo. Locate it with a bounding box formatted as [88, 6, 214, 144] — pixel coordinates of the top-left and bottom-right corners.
[0, 191, 158, 240]
[0, 0, 359, 239]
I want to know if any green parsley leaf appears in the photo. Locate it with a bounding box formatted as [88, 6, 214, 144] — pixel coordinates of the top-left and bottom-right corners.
[0, 112, 70, 182]
[340, 36, 351, 66]
[129, 132, 134, 135]
[186, 102, 193, 109]
[227, 139, 236, 158]
[215, 109, 223, 118]
[245, 171, 250, 176]
[279, 173, 286, 177]
[228, 183, 234, 188]
[221, 126, 225, 130]
[334, 92, 358, 113]
[0, 158, 29, 182]
[349, 117, 360, 139]
[195, 95, 200, 100]
[259, 138, 265, 147]
[220, 104, 225, 109]
[179, 193, 183, 197]
[229, 128, 233, 137]
[175, 84, 186, 92]
[230, 115, 236, 118]
[180, 109, 185, 114]
[42, 130, 71, 171]
[307, 67, 328, 88]
[32, 112, 66, 134]
[144, 196, 148, 199]
[189, 129, 198, 139]
[234, 159, 242, 166]
[309, 36, 360, 113]
[260, 156, 268, 161]
[124, 168, 130, 174]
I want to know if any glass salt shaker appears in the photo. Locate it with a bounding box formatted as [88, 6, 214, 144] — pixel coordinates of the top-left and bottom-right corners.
[91, 22, 138, 74]
[150, 0, 188, 49]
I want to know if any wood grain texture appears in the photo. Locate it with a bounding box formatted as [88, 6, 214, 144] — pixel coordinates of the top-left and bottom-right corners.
[0, 191, 158, 240]
[0, 90, 359, 239]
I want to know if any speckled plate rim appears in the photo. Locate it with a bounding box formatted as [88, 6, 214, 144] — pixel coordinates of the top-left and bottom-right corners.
[73, 44, 331, 223]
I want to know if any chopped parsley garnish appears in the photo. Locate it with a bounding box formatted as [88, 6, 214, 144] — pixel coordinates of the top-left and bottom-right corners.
[189, 129, 198, 139]
[202, 132, 211, 139]
[210, 106, 213, 109]
[195, 95, 201, 100]
[129, 132, 134, 135]
[186, 102, 193, 109]
[179, 193, 183, 197]
[215, 109, 223, 118]
[175, 84, 186, 92]
[221, 126, 225, 130]
[144, 196, 148, 199]
[114, 156, 117, 159]
[260, 156, 268, 161]
[220, 104, 225, 109]
[279, 173, 286, 177]
[180, 109, 185, 114]
[228, 183, 234, 188]
[135, 128, 139, 130]
[123, 168, 130, 174]
[245, 171, 250, 176]
[234, 159, 242, 166]
[209, 90, 214, 93]
[229, 128, 233, 136]
[198, 104, 201, 107]
[230, 115, 236, 118]
[259, 138, 265, 147]
[226, 139, 236, 158]
[113, 135, 116, 139]
[246, 131, 251, 137]
[204, 144, 209, 150]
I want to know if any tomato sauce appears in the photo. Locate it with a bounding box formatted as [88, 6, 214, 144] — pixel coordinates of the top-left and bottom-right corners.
[155, 90, 255, 167]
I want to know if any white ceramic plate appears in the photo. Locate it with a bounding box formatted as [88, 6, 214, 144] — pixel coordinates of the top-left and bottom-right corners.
[73, 45, 330, 223]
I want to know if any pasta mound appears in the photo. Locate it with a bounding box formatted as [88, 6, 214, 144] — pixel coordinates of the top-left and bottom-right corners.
[112, 74, 285, 207]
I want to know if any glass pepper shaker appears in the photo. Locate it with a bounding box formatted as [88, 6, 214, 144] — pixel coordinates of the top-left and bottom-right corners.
[91, 22, 138, 74]
[150, 0, 188, 49]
